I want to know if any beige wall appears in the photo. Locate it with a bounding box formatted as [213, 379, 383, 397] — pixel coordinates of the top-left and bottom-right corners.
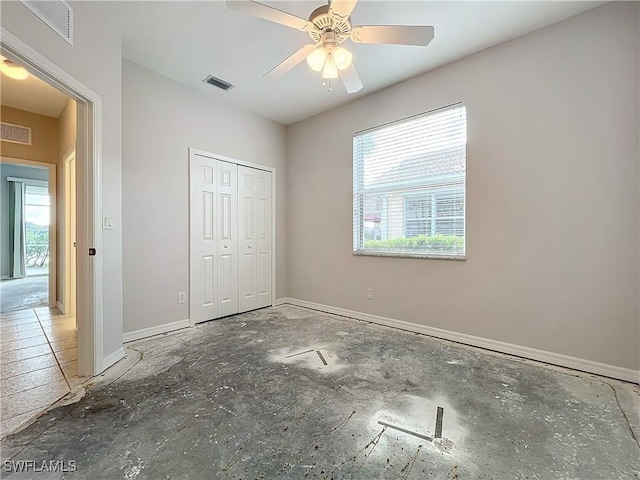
[57, 99, 76, 307]
[58, 99, 76, 157]
[1, 106, 59, 163]
[121, 60, 287, 334]
[287, 3, 640, 371]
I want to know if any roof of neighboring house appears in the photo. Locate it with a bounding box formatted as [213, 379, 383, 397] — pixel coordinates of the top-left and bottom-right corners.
[362, 145, 465, 192]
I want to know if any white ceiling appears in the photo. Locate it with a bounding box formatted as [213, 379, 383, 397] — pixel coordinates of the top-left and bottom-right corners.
[0, 1, 605, 124]
[0, 64, 69, 118]
[98, 0, 605, 125]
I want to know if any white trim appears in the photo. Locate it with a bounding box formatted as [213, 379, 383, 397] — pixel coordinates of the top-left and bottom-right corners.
[278, 298, 639, 384]
[190, 148, 275, 174]
[56, 300, 64, 312]
[1, 28, 104, 377]
[123, 319, 191, 343]
[62, 148, 76, 317]
[188, 147, 278, 309]
[6, 177, 47, 187]
[102, 347, 125, 371]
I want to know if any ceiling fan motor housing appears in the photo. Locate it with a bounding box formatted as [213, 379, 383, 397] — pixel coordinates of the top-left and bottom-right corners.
[308, 4, 351, 44]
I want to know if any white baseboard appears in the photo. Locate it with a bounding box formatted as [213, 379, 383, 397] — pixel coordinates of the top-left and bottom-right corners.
[277, 297, 639, 384]
[56, 301, 65, 314]
[102, 347, 125, 372]
[123, 319, 190, 344]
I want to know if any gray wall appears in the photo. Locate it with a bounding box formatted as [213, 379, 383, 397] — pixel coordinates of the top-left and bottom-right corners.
[121, 60, 287, 334]
[286, 2, 640, 371]
[0, 164, 49, 278]
[1, 1, 124, 360]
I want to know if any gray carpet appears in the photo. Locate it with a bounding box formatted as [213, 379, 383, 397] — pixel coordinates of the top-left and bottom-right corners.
[0, 276, 48, 313]
[1, 305, 638, 479]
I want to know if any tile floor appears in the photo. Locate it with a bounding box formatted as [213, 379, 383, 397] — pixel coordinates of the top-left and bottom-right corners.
[0, 307, 86, 436]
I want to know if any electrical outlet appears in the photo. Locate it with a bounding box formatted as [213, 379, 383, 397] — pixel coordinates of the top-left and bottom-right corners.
[177, 292, 186, 304]
[367, 288, 374, 300]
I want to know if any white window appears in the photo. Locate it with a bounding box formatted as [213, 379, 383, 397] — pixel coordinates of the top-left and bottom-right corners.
[353, 103, 467, 259]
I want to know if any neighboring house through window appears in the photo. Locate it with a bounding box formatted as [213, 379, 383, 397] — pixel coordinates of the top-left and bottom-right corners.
[353, 103, 467, 258]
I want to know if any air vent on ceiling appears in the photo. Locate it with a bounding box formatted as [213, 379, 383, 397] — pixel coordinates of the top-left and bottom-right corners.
[20, 0, 73, 45]
[1, 122, 32, 145]
[203, 75, 234, 91]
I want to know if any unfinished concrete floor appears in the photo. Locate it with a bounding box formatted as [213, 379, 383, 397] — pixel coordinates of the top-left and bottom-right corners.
[1, 305, 639, 479]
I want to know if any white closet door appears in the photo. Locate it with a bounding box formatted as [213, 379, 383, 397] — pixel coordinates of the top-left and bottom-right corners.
[238, 166, 257, 313]
[255, 169, 272, 308]
[190, 151, 271, 323]
[216, 160, 239, 317]
[189, 156, 218, 323]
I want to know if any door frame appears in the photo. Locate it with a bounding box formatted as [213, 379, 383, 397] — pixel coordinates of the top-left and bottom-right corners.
[62, 148, 76, 315]
[0, 157, 56, 307]
[188, 147, 277, 326]
[1, 28, 104, 376]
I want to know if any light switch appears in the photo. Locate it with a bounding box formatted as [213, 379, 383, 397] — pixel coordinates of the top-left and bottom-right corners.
[102, 214, 114, 230]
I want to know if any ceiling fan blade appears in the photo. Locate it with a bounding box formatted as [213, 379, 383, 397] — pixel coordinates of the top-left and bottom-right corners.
[263, 44, 316, 77]
[351, 25, 435, 46]
[329, 0, 358, 21]
[226, 1, 316, 32]
[339, 63, 363, 94]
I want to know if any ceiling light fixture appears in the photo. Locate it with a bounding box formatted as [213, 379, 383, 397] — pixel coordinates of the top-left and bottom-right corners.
[332, 46, 352, 70]
[306, 42, 353, 92]
[0, 59, 28, 80]
[306, 47, 327, 72]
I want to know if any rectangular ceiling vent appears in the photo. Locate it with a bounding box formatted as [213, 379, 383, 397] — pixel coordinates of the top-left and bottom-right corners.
[20, 0, 73, 45]
[203, 75, 234, 92]
[1, 122, 32, 145]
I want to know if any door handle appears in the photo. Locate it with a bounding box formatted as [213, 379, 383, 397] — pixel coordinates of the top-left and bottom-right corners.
[224, 245, 228, 248]
[248, 245, 252, 249]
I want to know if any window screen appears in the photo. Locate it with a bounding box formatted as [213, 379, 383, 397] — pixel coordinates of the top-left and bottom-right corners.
[353, 103, 466, 258]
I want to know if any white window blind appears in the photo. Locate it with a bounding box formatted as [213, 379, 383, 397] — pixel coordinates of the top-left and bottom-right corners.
[353, 103, 467, 258]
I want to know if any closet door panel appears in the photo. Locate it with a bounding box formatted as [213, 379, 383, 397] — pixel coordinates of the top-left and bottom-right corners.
[255, 170, 272, 308]
[189, 159, 218, 323]
[216, 160, 238, 317]
[238, 166, 258, 313]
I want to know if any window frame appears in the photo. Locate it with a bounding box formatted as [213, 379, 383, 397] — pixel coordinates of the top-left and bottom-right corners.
[352, 103, 467, 260]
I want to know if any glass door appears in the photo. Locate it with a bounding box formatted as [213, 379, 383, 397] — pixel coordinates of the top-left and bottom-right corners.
[24, 184, 50, 277]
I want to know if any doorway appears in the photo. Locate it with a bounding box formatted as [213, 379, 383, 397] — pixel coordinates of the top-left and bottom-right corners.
[0, 160, 56, 313]
[2, 26, 105, 381]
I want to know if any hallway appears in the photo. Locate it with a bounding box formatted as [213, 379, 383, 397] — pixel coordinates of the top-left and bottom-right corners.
[1, 307, 85, 437]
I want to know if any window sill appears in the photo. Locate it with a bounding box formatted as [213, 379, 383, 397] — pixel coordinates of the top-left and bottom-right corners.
[353, 250, 466, 261]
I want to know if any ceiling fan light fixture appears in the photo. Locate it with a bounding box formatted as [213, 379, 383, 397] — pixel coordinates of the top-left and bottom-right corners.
[0, 59, 28, 80]
[332, 46, 352, 70]
[306, 47, 327, 72]
[322, 54, 339, 79]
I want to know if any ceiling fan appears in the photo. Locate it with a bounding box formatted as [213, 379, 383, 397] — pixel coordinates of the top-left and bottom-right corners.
[226, 0, 435, 93]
